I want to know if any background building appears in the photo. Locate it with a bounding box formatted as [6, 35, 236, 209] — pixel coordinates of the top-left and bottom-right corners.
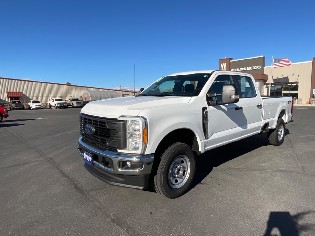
[219, 56, 268, 95]
[264, 59, 315, 104]
[219, 56, 315, 104]
[0, 77, 135, 106]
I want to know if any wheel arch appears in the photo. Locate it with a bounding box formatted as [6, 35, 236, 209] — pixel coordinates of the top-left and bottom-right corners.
[154, 128, 200, 159]
[278, 109, 286, 120]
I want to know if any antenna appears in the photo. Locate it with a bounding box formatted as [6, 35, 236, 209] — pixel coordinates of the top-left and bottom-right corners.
[133, 64, 136, 96]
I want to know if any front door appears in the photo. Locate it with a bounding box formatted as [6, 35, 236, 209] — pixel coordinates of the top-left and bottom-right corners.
[205, 74, 247, 150]
[205, 74, 262, 150]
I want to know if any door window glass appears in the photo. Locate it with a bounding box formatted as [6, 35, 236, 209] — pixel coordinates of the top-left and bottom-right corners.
[208, 75, 235, 103]
[234, 75, 256, 98]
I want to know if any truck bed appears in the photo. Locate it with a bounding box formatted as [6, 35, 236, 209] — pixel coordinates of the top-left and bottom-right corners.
[261, 96, 293, 128]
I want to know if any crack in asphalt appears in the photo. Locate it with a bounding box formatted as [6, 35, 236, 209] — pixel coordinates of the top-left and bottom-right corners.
[0, 160, 42, 169]
[290, 123, 315, 128]
[4, 127, 140, 236]
[286, 135, 306, 174]
[215, 167, 315, 177]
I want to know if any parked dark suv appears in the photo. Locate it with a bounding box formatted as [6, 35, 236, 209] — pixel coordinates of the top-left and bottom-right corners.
[9, 100, 24, 110]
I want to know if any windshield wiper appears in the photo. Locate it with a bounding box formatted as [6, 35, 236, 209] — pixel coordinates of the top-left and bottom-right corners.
[154, 92, 174, 97]
[136, 94, 148, 97]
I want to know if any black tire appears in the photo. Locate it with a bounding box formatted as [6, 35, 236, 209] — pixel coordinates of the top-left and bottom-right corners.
[0, 114, 3, 122]
[268, 118, 285, 146]
[154, 142, 196, 199]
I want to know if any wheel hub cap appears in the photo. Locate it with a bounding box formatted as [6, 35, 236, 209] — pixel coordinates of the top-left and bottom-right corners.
[278, 124, 284, 140]
[168, 155, 190, 189]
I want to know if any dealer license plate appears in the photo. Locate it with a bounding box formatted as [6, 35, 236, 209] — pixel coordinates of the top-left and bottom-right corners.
[83, 151, 93, 165]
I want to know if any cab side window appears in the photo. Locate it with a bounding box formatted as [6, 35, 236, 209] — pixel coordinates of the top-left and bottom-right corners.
[208, 75, 235, 104]
[234, 75, 256, 98]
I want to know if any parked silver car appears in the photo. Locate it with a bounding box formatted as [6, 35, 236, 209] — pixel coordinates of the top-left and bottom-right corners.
[9, 100, 24, 110]
[67, 98, 83, 108]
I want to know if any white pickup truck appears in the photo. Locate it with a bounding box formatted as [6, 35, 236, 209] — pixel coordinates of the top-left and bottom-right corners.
[78, 70, 293, 198]
[48, 97, 68, 109]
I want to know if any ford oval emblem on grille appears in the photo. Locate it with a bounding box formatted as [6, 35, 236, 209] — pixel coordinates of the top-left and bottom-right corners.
[84, 124, 95, 135]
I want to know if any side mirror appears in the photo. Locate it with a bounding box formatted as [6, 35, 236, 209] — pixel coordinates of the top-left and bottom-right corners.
[139, 88, 144, 93]
[222, 85, 239, 104]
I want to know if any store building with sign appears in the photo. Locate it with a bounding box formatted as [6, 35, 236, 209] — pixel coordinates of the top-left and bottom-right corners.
[264, 58, 315, 104]
[219, 56, 268, 95]
[219, 56, 315, 104]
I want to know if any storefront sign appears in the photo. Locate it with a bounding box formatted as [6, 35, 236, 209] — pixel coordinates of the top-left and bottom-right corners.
[230, 56, 265, 75]
[231, 65, 262, 72]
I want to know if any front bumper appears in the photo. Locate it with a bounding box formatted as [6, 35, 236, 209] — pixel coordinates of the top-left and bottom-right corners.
[78, 137, 154, 189]
[32, 105, 43, 109]
[72, 103, 83, 107]
[56, 103, 67, 108]
[12, 106, 23, 109]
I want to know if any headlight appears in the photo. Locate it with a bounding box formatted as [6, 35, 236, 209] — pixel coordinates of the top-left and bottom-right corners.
[118, 116, 148, 154]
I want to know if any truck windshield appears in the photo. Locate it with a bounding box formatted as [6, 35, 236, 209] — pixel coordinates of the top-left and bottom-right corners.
[139, 73, 211, 97]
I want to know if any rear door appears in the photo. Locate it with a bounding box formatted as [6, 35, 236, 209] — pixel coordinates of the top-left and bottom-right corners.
[233, 74, 263, 135]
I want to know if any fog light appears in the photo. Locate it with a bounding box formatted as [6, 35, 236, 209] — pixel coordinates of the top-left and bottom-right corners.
[120, 161, 144, 170]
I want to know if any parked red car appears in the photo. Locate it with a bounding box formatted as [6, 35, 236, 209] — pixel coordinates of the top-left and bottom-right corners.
[0, 105, 9, 122]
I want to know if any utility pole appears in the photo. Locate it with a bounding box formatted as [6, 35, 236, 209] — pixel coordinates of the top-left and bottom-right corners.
[133, 64, 136, 96]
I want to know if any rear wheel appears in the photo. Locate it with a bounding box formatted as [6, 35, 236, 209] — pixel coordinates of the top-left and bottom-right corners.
[154, 142, 196, 199]
[268, 118, 285, 146]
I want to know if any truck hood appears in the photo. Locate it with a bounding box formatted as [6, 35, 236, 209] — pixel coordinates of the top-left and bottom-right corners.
[81, 96, 192, 118]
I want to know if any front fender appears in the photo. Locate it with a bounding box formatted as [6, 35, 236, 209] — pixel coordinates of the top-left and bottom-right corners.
[145, 122, 205, 154]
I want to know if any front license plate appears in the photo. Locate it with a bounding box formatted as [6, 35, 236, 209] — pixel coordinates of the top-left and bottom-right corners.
[83, 151, 93, 165]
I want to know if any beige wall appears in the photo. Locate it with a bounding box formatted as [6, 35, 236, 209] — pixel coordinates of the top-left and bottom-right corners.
[0, 78, 134, 104]
[264, 61, 313, 104]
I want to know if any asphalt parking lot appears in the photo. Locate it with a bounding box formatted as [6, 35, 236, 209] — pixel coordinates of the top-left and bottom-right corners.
[1, 107, 315, 235]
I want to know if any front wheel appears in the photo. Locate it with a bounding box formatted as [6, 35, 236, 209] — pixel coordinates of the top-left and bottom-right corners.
[154, 142, 196, 199]
[268, 118, 285, 146]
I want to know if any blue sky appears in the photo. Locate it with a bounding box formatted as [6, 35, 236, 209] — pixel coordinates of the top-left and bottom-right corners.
[0, 0, 314, 89]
